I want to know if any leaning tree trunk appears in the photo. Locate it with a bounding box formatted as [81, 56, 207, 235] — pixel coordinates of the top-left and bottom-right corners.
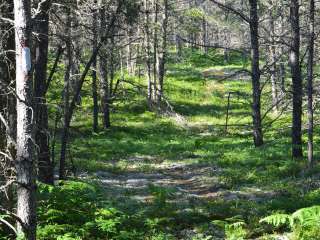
[290, 0, 303, 158]
[34, 0, 54, 184]
[307, 0, 314, 166]
[14, 0, 37, 238]
[58, 1, 121, 179]
[249, 0, 263, 147]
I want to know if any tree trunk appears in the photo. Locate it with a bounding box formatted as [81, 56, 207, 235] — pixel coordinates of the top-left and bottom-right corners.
[59, 8, 72, 180]
[249, 0, 263, 147]
[144, 0, 153, 107]
[307, 0, 314, 166]
[267, 8, 278, 112]
[290, 0, 303, 158]
[98, 4, 111, 129]
[14, 0, 37, 238]
[92, 3, 99, 132]
[153, 1, 159, 103]
[58, 0, 122, 179]
[202, 18, 208, 54]
[157, 0, 168, 104]
[33, 0, 53, 184]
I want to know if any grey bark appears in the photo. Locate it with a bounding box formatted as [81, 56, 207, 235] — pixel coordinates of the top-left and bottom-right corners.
[290, 0, 303, 158]
[98, 4, 110, 129]
[14, 0, 37, 238]
[33, 0, 53, 184]
[92, 3, 99, 132]
[59, 8, 72, 180]
[249, 0, 263, 147]
[267, 7, 278, 112]
[153, 1, 159, 102]
[307, 0, 314, 166]
[144, 0, 153, 107]
[157, 0, 168, 104]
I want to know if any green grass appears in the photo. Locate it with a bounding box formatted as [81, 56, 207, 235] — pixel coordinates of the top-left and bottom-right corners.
[32, 49, 320, 239]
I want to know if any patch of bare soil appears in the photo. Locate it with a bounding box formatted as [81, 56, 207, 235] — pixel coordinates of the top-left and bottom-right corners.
[94, 161, 277, 204]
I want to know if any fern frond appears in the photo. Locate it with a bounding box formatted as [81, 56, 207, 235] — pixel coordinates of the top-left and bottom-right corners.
[259, 213, 291, 227]
[292, 206, 320, 227]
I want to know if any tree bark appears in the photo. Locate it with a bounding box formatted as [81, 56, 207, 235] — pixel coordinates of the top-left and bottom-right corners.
[307, 0, 314, 166]
[290, 0, 303, 158]
[153, 1, 159, 103]
[144, 0, 153, 107]
[267, 7, 278, 113]
[157, 0, 168, 104]
[92, 3, 99, 132]
[59, 8, 72, 180]
[249, 0, 263, 147]
[33, 0, 53, 184]
[98, 4, 111, 129]
[14, 0, 37, 238]
[202, 17, 208, 54]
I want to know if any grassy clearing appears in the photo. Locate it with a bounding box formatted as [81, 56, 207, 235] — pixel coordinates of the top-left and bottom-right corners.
[37, 49, 320, 239]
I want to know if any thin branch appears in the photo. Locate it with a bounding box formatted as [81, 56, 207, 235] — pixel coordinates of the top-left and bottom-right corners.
[0, 17, 14, 25]
[208, 0, 250, 23]
[45, 46, 64, 94]
[178, 35, 249, 54]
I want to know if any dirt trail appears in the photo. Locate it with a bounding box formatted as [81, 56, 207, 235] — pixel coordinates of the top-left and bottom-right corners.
[94, 159, 276, 205]
[93, 79, 276, 206]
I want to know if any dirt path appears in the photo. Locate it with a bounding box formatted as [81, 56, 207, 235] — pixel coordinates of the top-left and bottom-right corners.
[92, 79, 276, 207]
[93, 159, 276, 206]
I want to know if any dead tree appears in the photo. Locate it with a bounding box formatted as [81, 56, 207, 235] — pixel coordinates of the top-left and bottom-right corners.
[14, 0, 37, 238]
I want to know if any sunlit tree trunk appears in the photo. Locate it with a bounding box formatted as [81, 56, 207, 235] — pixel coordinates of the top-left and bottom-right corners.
[144, 0, 153, 107]
[249, 0, 263, 147]
[14, 0, 36, 238]
[157, 0, 168, 104]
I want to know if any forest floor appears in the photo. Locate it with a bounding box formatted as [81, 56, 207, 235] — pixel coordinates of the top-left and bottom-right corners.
[49, 52, 320, 239]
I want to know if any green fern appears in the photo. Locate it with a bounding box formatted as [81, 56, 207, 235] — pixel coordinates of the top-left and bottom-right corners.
[291, 206, 320, 227]
[260, 206, 320, 240]
[259, 213, 291, 227]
